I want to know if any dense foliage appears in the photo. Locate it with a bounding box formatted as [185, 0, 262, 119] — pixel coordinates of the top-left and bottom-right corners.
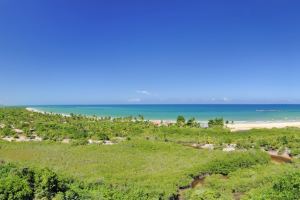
[208, 118, 224, 128]
[245, 171, 300, 200]
[176, 116, 201, 128]
[200, 151, 270, 175]
[0, 162, 85, 200]
[0, 107, 156, 141]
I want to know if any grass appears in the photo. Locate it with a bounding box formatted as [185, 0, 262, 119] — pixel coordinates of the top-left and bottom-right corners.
[0, 140, 223, 198]
[0, 108, 300, 199]
[0, 140, 272, 199]
[0, 140, 276, 197]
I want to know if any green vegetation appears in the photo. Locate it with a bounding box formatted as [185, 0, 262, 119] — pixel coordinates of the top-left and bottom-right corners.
[186, 117, 200, 128]
[184, 163, 300, 200]
[176, 115, 186, 127]
[0, 140, 214, 197]
[0, 108, 156, 141]
[245, 171, 300, 200]
[200, 151, 270, 176]
[208, 118, 224, 128]
[176, 116, 200, 128]
[0, 162, 85, 200]
[0, 107, 299, 199]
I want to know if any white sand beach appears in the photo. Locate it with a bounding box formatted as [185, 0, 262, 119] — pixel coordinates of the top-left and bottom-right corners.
[26, 107, 71, 117]
[227, 121, 300, 131]
[25, 108, 300, 131]
[26, 107, 45, 113]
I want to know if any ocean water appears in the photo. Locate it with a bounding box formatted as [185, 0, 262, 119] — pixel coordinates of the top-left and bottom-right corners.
[30, 104, 300, 122]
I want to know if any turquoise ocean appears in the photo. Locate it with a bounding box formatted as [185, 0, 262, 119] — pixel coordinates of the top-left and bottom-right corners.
[30, 104, 300, 122]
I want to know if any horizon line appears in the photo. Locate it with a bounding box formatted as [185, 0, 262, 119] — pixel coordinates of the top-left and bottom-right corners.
[4, 103, 300, 107]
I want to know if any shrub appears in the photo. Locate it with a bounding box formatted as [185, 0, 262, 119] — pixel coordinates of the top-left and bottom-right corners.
[188, 188, 221, 200]
[208, 118, 224, 128]
[176, 116, 186, 127]
[0, 127, 14, 136]
[34, 168, 62, 199]
[246, 171, 300, 200]
[186, 117, 200, 128]
[71, 139, 88, 146]
[0, 175, 33, 200]
[0, 162, 83, 200]
[201, 151, 270, 175]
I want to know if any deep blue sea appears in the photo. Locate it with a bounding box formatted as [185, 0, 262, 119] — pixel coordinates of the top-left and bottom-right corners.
[29, 104, 300, 122]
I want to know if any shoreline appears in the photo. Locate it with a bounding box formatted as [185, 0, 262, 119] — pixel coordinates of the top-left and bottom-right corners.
[226, 121, 300, 131]
[26, 107, 71, 117]
[26, 107, 300, 131]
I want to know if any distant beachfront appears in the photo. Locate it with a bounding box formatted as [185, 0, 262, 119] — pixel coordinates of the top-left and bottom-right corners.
[29, 104, 300, 122]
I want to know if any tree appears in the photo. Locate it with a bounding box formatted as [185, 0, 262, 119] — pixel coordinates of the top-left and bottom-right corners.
[186, 117, 200, 128]
[208, 118, 224, 128]
[176, 116, 185, 127]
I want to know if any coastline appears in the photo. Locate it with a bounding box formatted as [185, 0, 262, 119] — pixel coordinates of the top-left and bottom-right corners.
[26, 107, 300, 131]
[226, 121, 300, 131]
[26, 107, 71, 117]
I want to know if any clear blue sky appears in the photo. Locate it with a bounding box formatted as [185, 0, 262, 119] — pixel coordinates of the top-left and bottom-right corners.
[0, 0, 299, 105]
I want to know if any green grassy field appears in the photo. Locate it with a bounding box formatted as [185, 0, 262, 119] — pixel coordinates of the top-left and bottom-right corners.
[0, 108, 300, 199]
[0, 140, 272, 199]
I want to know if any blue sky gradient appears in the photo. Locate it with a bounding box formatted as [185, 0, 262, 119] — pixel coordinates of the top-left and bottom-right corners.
[0, 0, 300, 105]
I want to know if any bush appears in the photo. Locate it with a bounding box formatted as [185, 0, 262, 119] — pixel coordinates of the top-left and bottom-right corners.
[99, 184, 154, 200]
[246, 171, 300, 200]
[0, 175, 33, 200]
[0, 162, 84, 200]
[187, 188, 222, 200]
[201, 151, 270, 175]
[71, 139, 88, 146]
[0, 127, 14, 136]
[34, 168, 62, 199]
[186, 117, 200, 128]
[176, 116, 186, 127]
[208, 118, 224, 128]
